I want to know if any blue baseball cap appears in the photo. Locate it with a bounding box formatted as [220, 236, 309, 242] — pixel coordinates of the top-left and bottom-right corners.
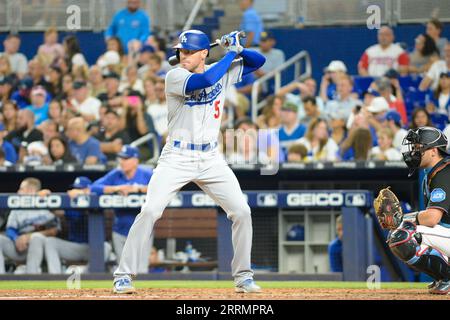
[383, 110, 402, 124]
[72, 176, 92, 189]
[118, 145, 140, 159]
[140, 44, 155, 53]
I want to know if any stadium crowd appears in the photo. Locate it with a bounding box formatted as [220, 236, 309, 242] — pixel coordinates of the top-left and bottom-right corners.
[0, 18, 449, 167]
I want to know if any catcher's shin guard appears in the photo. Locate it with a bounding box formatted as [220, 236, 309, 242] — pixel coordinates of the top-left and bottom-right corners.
[388, 221, 450, 281]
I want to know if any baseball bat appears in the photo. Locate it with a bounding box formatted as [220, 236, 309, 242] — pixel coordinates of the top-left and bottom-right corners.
[168, 31, 247, 66]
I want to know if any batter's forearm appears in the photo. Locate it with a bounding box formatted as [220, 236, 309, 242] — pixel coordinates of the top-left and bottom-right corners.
[240, 49, 266, 75]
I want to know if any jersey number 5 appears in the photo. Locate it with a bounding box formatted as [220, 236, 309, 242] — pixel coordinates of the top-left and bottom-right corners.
[214, 100, 220, 119]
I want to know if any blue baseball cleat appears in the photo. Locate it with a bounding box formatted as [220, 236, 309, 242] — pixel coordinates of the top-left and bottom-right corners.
[113, 276, 136, 294]
[235, 279, 262, 293]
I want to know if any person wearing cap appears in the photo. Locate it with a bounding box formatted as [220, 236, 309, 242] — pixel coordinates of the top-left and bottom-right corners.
[358, 26, 409, 77]
[96, 50, 122, 77]
[0, 177, 58, 274]
[66, 117, 106, 165]
[239, 0, 264, 48]
[0, 76, 15, 109]
[0, 123, 17, 165]
[95, 109, 131, 162]
[43, 177, 112, 274]
[329, 108, 348, 147]
[1, 34, 28, 78]
[320, 60, 348, 102]
[105, 0, 151, 55]
[10, 77, 33, 109]
[97, 72, 122, 107]
[279, 101, 307, 160]
[25, 86, 50, 126]
[371, 76, 408, 125]
[420, 43, 450, 92]
[363, 96, 390, 133]
[90, 145, 152, 270]
[254, 31, 285, 78]
[383, 110, 408, 150]
[70, 80, 101, 122]
[137, 45, 156, 78]
[5, 109, 43, 161]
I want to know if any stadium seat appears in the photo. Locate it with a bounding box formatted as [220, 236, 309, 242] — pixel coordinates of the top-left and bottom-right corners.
[353, 76, 374, 95]
[431, 112, 449, 131]
[398, 75, 423, 92]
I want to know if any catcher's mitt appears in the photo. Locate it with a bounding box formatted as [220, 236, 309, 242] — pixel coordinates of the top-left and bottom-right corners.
[373, 187, 403, 230]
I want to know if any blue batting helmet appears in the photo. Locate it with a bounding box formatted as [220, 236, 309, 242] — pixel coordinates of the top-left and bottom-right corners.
[173, 30, 210, 51]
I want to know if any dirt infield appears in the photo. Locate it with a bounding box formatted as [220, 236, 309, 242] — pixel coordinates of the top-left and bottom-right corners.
[0, 288, 449, 300]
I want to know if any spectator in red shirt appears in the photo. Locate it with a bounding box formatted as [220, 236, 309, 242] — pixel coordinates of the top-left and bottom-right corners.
[358, 26, 409, 77]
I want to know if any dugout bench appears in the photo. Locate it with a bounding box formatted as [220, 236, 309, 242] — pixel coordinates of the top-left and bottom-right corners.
[0, 190, 374, 281]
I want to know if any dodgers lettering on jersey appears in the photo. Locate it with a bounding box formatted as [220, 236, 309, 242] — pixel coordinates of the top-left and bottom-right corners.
[164, 58, 244, 144]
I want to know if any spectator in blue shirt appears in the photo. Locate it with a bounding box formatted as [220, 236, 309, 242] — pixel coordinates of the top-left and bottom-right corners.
[239, 0, 264, 48]
[25, 86, 49, 126]
[105, 0, 151, 54]
[66, 117, 107, 165]
[278, 102, 306, 161]
[44, 176, 112, 274]
[328, 215, 343, 272]
[0, 123, 17, 164]
[90, 145, 152, 273]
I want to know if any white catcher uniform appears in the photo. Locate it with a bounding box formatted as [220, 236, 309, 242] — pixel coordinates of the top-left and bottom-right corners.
[114, 57, 255, 285]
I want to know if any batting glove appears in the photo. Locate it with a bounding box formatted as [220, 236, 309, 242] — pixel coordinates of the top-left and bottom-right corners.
[220, 31, 243, 54]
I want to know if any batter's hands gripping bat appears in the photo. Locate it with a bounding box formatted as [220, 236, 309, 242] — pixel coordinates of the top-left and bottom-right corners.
[168, 31, 247, 66]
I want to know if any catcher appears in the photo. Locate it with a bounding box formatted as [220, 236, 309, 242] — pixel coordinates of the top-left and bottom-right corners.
[374, 126, 450, 295]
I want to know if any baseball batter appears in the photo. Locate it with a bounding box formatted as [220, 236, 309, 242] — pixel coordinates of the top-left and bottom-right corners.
[113, 30, 265, 294]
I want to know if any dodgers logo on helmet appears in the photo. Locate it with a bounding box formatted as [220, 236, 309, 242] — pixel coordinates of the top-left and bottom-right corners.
[180, 35, 187, 43]
[430, 188, 446, 202]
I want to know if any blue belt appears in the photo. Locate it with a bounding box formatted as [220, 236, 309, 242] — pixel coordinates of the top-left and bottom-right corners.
[173, 140, 218, 151]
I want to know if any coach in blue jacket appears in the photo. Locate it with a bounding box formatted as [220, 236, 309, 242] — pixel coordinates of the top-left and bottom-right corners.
[90, 145, 152, 273]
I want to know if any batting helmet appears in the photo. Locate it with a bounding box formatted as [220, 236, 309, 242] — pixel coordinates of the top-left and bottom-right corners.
[173, 30, 210, 52]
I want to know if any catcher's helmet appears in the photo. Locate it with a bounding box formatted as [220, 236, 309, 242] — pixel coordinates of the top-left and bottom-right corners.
[173, 30, 210, 52]
[402, 126, 449, 177]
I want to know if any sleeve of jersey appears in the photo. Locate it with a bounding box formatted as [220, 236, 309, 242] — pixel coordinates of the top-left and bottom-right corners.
[185, 52, 237, 94]
[90, 171, 116, 195]
[398, 52, 410, 66]
[6, 227, 19, 242]
[240, 49, 266, 75]
[164, 67, 193, 97]
[359, 52, 369, 69]
[427, 171, 450, 214]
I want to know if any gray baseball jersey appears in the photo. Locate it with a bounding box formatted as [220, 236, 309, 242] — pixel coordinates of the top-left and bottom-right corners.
[164, 58, 244, 143]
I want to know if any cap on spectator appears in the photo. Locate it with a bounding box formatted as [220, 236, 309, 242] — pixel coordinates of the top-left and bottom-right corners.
[281, 101, 298, 113]
[118, 145, 140, 159]
[440, 71, 450, 78]
[103, 71, 121, 80]
[375, 77, 391, 92]
[0, 75, 14, 86]
[27, 141, 48, 156]
[383, 110, 402, 124]
[140, 44, 155, 53]
[97, 50, 121, 68]
[104, 108, 120, 118]
[260, 31, 275, 41]
[367, 97, 390, 113]
[72, 176, 92, 189]
[325, 60, 347, 73]
[19, 77, 33, 90]
[31, 86, 47, 98]
[73, 80, 87, 90]
[384, 68, 399, 79]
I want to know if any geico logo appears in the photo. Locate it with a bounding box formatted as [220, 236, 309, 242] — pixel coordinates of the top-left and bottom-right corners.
[99, 195, 146, 208]
[191, 194, 216, 206]
[7, 195, 62, 209]
[287, 193, 343, 206]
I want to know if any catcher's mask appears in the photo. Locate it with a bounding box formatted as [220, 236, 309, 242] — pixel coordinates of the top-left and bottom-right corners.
[402, 126, 449, 177]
